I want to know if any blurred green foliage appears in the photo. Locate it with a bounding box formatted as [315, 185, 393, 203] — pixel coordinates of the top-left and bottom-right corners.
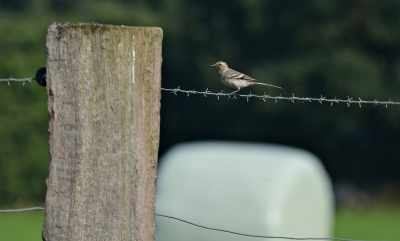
[1, 0, 400, 205]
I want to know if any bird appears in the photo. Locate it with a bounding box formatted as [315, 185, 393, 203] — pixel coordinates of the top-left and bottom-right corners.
[211, 61, 283, 95]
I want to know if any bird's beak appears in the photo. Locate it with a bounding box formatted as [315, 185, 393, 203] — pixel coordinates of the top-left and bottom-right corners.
[211, 64, 216, 67]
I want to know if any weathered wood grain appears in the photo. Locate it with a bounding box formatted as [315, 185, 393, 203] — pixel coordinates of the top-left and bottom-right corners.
[42, 23, 162, 241]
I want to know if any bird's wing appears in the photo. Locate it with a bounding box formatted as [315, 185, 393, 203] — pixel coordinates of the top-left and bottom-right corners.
[228, 69, 283, 89]
[228, 70, 257, 82]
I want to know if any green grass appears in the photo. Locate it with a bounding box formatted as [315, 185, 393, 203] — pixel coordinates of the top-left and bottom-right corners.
[0, 208, 399, 240]
[334, 207, 400, 240]
[0, 210, 44, 241]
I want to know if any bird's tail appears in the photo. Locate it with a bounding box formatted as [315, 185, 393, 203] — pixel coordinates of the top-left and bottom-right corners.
[256, 82, 283, 89]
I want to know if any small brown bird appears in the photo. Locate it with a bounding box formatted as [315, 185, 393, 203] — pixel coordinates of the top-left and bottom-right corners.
[211, 61, 283, 95]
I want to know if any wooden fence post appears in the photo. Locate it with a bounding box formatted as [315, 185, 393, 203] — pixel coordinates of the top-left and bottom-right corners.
[42, 23, 163, 241]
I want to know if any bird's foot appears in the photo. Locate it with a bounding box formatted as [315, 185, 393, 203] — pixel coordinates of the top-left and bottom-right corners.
[228, 92, 237, 99]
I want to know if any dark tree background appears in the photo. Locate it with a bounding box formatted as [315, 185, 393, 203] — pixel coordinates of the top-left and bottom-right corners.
[1, 0, 399, 205]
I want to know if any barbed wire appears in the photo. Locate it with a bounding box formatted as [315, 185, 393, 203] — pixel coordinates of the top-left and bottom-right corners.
[162, 87, 400, 107]
[0, 77, 33, 86]
[2, 77, 399, 107]
[0, 207, 390, 241]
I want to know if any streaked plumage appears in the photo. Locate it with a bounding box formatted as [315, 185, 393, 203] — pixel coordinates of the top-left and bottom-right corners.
[211, 61, 282, 95]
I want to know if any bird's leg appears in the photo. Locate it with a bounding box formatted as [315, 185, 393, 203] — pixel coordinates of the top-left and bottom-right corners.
[229, 89, 240, 99]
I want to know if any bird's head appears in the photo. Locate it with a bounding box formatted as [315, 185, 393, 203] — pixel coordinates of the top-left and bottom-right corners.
[211, 61, 229, 71]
